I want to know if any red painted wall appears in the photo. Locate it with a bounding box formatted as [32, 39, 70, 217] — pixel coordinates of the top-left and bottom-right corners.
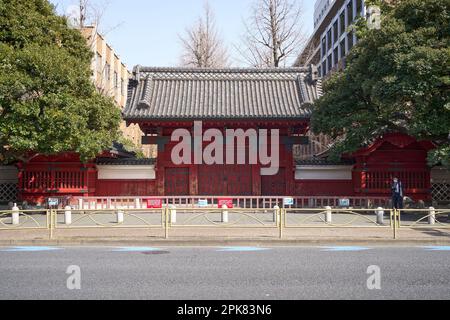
[17, 153, 97, 205]
[15, 133, 434, 203]
[352, 135, 433, 201]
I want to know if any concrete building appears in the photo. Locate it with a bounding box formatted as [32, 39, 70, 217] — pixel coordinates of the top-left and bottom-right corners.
[295, 0, 366, 77]
[293, 0, 366, 160]
[80, 26, 152, 157]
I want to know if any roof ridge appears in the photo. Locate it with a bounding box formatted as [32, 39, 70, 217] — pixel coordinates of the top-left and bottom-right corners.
[134, 66, 309, 74]
[124, 66, 320, 121]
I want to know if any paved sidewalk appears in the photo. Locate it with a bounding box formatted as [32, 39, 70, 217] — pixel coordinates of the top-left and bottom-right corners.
[0, 226, 450, 245]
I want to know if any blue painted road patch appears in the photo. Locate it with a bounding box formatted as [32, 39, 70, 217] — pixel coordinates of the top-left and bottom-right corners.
[217, 247, 271, 252]
[421, 246, 450, 251]
[1, 246, 62, 252]
[112, 247, 162, 252]
[320, 246, 371, 252]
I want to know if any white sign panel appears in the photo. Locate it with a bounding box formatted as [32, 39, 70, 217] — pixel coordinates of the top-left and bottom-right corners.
[198, 199, 208, 207]
[339, 199, 350, 207]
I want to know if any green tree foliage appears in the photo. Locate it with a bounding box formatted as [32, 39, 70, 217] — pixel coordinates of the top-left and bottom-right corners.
[311, 0, 450, 166]
[0, 0, 121, 163]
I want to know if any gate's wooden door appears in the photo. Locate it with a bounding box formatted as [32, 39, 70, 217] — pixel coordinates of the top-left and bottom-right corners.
[165, 167, 190, 196]
[261, 168, 286, 196]
[224, 165, 252, 196]
[198, 165, 226, 195]
[198, 165, 252, 196]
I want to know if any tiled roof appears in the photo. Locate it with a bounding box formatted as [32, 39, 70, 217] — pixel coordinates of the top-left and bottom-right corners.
[296, 158, 355, 166]
[123, 67, 322, 121]
[96, 158, 156, 165]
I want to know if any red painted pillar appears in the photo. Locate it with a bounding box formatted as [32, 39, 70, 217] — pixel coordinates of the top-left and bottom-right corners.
[16, 163, 24, 202]
[252, 164, 261, 196]
[156, 165, 165, 196]
[86, 164, 97, 196]
[190, 165, 198, 195]
[284, 142, 295, 196]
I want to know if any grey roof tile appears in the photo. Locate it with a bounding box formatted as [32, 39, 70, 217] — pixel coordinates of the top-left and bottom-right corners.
[96, 158, 156, 165]
[123, 67, 322, 121]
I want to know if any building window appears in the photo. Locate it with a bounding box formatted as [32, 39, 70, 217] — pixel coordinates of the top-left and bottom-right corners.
[317, 65, 322, 78]
[347, 1, 354, 24]
[348, 31, 354, 50]
[327, 54, 332, 73]
[322, 61, 327, 76]
[340, 39, 346, 58]
[333, 47, 338, 66]
[96, 53, 102, 72]
[105, 63, 110, 81]
[356, 0, 363, 16]
[339, 11, 346, 35]
[327, 29, 332, 51]
[333, 21, 338, 44]
[114, 71, 118, 89]
[121, 78, 126, 96]
[321, 37, 327, 58]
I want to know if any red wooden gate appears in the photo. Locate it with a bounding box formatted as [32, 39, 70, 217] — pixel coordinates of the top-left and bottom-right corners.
[261, 168, 286, 196]
[165, 168, 190, 196]
[198, 165, 252, 196]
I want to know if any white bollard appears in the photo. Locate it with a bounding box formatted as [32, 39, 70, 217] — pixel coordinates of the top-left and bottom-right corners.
[376, 207, 385, 225]
[11, 203, 20, 225]
[428, 207, 436, 225]
[78, 198, 83, 210]
[64, 205, 72, 225]
[221, 204, 229, 223]
[117, 210, 124, 224]
[135, 198, 141, 209]
[325, 206, 332, 223]
[273, 205, 280, 223]
[170, 205, 177, 224]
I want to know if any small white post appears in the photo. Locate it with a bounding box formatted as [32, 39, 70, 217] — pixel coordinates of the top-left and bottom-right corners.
[135, 198, 141, 209]
[170, 205, 177, 224]
[11, 203, 20, 225]
[117, 209, 124, 224]
[64, 205, 72, 225]
[78, 198, 83, 210]
[376, 207, 385, 225]
[325, 206, 332, 223]
[221, 204, 229, 223]
[273, 205, 280, 223]
[428, 207, 436, 225]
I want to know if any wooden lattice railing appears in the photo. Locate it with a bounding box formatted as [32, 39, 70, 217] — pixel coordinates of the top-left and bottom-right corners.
[361, 169, 430, 192]
[0, 183, 17, 202]
[20, 170, 87, 192]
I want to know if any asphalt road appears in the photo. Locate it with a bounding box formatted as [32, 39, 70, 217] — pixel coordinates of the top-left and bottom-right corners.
[0, 245, 449, 300]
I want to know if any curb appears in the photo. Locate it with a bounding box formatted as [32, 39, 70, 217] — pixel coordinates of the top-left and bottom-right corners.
[1, 238, 450, 247]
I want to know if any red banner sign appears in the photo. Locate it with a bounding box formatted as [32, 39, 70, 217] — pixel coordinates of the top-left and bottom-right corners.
[147, 199, 163, 209]
[218, 198, 233, 208]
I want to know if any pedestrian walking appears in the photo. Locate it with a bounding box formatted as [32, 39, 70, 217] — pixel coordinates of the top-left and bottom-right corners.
[391, 177, 404, 209]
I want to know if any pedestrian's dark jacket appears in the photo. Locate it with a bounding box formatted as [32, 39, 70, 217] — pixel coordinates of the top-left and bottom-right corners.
[391, 180, 403, 197]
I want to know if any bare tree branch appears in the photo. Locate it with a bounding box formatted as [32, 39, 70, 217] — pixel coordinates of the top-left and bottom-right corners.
[178, 1, 229, 68]
[236, 0, 307, 68]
